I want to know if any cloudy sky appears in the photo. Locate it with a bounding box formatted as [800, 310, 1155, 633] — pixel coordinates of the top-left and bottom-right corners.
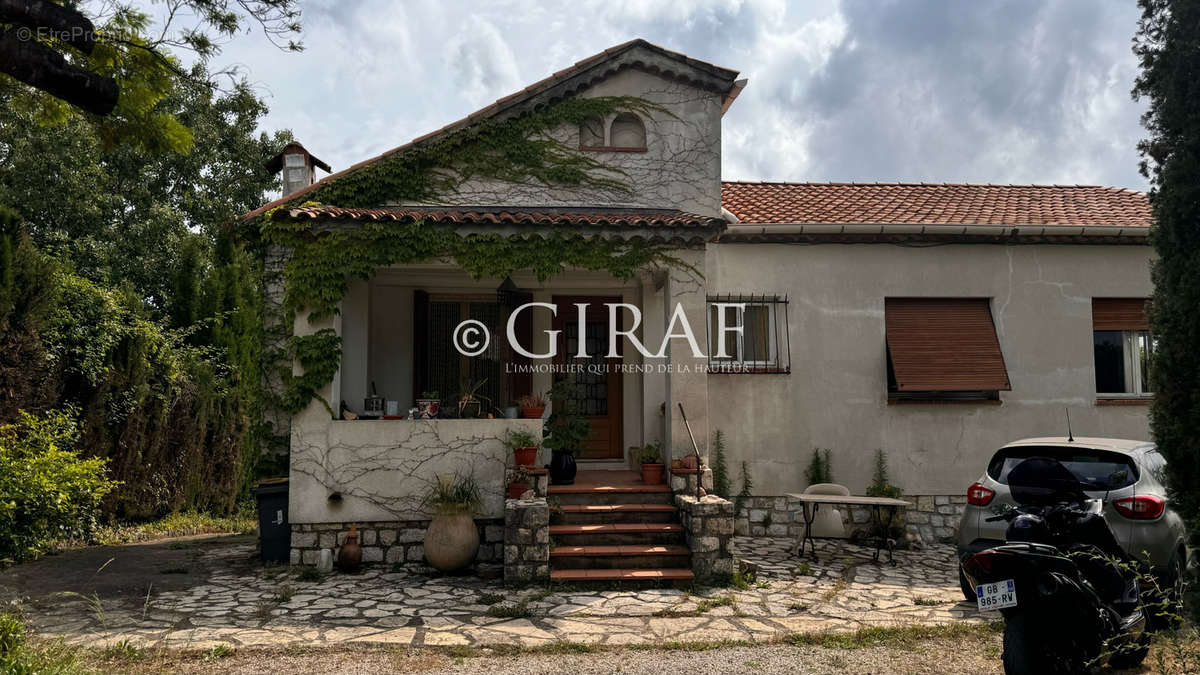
[156, 0, 1149, 189]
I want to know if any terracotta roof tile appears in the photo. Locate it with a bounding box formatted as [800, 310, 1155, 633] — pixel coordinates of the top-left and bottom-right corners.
[278, 205, 721, 229]
[721, 182, 1151, 228]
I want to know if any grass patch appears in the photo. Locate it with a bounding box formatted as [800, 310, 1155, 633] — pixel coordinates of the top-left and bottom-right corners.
[273, 584, 295, 604]
[202, 644, 235, 661]
[484, 600, 531, 619]
[0, 612, 82, 674]
[525, 588, 553, 602]
[786, 622, 1002, 650]
[789, 602, 809, 612]
[630, 638, 752, 652]
[99, 639, 147, 662]
[477, 592, 505, 606]
[695, 593, 735, 614]
[90, 509, 257, 546]
[819, 579, 847, 602]
[913, 596, 940, 606]
[795, 562, 812, 576]
[296, 567, 325, 583]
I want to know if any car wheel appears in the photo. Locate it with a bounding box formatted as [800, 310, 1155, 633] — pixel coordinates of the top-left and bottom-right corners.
[1144, 551, 1186, 631]
[958, 565, 976, 603]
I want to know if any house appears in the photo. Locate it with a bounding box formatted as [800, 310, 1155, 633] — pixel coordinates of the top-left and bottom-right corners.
[245, 40, 1153, 578]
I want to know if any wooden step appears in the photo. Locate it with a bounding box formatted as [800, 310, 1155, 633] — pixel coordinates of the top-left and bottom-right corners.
[550, 544, 691, 569]
[549, 523, 684, 546]
[553, 503, 677, 525]
[548, 487, 674, 507]
[549, 568, 695, 582]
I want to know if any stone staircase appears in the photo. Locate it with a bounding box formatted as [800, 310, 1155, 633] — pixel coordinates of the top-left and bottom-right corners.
[547, 471, 694, 582]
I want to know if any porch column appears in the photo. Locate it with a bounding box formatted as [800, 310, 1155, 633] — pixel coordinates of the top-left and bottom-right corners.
[290, 306, 341, 435]
[640, 272, 668, 449]
[663, 249, 708, 466]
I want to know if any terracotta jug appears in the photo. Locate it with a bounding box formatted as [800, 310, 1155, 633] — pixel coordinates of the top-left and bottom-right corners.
[336, 524, 363, 572]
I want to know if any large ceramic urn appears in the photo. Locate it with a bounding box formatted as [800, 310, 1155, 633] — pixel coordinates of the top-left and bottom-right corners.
[423, 511, 479, 571]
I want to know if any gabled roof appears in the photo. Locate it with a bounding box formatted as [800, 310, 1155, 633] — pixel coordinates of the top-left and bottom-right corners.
[243, 40, 741, 221]
[721, 182, 1151, 228]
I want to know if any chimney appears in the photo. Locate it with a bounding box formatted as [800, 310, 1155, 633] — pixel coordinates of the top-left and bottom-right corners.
[267, 141, 331, 196]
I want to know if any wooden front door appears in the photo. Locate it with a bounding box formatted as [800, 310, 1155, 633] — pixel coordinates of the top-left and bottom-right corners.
[552, 296, 623, 460]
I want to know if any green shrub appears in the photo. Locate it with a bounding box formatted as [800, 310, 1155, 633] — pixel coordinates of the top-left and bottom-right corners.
[711, 430, 730, 498]
[0, 410, 116, 560]
[0, 612, 79, 674]
[804, 448, 833, 486]
[866, 449, 901, 498]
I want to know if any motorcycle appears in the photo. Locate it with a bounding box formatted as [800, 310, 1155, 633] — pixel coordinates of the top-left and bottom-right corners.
[960, 457, 1149, 675]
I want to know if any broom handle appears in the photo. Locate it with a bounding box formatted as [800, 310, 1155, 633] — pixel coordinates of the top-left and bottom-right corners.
[678, 403, 703, 501]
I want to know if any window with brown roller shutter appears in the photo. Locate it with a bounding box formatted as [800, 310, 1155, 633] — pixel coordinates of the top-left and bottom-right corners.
[885, 298, 1011, 401]
[1092, 298, 1153, 397]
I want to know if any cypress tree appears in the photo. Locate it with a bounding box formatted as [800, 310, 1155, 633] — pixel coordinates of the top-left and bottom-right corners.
[1133, 0, 1200, 529]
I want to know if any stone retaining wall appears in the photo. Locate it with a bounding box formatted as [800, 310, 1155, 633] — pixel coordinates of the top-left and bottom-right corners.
[503, 497, 550, 584]
[289, 519, 504, 567]
[732, 494, 968, 544]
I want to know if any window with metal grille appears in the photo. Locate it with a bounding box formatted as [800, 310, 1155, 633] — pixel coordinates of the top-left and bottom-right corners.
[705, 294, 790, 374]
[417, 296, 506, 416]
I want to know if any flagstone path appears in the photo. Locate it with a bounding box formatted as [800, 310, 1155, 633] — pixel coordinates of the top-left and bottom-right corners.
[4, 535, 984, 650]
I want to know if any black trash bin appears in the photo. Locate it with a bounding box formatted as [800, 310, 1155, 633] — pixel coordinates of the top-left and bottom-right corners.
[253, 478, 289, 563]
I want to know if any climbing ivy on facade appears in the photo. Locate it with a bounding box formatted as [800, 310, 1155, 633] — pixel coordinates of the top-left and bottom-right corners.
[255, 96, 695, 414]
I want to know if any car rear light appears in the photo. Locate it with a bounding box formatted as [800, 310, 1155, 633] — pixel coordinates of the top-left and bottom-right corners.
[967, 482, 995, 506]
[1114, 495, 1165, 520]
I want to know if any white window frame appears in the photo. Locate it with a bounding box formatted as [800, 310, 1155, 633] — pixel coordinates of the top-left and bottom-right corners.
[1096, 329, 1155, 398]
[710, 303, 777, 367]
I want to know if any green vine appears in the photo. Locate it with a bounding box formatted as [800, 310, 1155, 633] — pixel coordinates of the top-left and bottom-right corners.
[259, 96, 699, 415]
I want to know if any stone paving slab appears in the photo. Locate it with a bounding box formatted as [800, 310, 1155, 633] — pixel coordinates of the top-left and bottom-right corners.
[10, 536, 984, 649]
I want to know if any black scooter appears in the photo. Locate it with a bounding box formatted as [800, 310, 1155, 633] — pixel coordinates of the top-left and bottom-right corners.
[960, 457, 1148, 675]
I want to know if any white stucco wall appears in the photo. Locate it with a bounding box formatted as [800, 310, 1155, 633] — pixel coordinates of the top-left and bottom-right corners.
[290, 418, 542, 523]
[706, 242, 1155, 497]
[410, 68, 724, 217]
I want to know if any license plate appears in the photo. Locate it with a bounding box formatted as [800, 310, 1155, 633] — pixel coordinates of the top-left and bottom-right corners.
[976, 579, 1017, 611]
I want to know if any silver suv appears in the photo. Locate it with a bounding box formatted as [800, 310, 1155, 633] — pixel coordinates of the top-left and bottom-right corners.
[956, 436, 1188, 602]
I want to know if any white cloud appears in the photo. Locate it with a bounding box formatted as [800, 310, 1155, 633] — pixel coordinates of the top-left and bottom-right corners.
[112, 0, 1148, 189]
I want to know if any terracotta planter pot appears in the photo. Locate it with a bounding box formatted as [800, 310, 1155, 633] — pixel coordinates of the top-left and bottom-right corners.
[520, 406, 545, 419]
[507, 482, 529, 499]
[423, 511, 479, 572]
[641, 463, 665, 485]
[513, 446, 538, 466]
[336, 524, 363, 572]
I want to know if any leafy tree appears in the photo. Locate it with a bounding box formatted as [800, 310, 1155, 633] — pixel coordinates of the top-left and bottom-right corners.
[0, 0, 302, 153]
[0, 70, 288, 314]
[1134, 0, 1200, 533]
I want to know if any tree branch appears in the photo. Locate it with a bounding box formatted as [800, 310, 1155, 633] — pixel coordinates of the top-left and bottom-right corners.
[0, 29, 117, 115]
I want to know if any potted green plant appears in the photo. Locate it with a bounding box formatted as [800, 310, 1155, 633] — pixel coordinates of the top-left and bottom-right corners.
[506, 467, 530, 500]
[518, 392, 546, 419]
[456, 379, 488, 419]
[542, 381, 590, 485]
[422, 474, 481, 572]
[506, 429, 540, 466]
[638, 442, 664, 484]
[416, 391, 440, 419]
